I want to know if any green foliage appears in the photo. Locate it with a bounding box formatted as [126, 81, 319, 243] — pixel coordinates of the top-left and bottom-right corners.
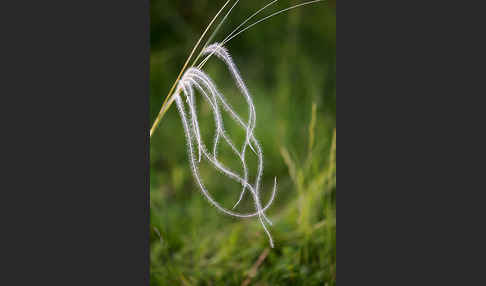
[150, 1, 335, 284]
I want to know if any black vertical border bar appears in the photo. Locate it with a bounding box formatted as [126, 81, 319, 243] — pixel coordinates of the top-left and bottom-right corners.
[0, 0, 150, 285]
[143, 0, 151, 285]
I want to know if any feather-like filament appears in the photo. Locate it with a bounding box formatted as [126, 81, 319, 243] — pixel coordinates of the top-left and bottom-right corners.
[175, 44, 275, 247]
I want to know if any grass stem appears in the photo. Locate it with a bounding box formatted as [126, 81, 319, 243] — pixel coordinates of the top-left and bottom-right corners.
[150, 0, 232, 138]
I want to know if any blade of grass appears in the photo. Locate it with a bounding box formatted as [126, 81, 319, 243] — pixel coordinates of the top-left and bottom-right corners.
[241, 248, 270, 286]
[222, 0, 325, 45]
[223, 0, 279, 43]
[192, 0, 242, 67]
[196, 0, 326, 69]
[150, 0, 232, 138]
[308, 103, 317, 154]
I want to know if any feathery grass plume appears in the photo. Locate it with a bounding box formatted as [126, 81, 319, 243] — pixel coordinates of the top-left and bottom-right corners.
[177, 61, 275, 246]
[202, 43, 257, 208]
[184, 67, 272, 227]
[153, 0, 327, 248]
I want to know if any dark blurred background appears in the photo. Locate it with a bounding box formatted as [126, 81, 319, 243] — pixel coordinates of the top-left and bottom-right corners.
[150, 1, 335, 285]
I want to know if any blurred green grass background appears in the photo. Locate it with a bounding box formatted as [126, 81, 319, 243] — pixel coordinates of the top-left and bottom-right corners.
[150, 1, 335, 285]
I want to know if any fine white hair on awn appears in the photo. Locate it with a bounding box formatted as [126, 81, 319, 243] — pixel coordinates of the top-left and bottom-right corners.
[174, 44, 276, 247]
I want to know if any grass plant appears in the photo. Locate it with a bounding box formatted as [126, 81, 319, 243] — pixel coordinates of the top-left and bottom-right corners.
[150, 0, 335, 284]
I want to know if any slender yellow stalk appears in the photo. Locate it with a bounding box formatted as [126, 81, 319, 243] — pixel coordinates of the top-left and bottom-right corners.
[150, 0, 325, 138]
[150, 0, 232, 138]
